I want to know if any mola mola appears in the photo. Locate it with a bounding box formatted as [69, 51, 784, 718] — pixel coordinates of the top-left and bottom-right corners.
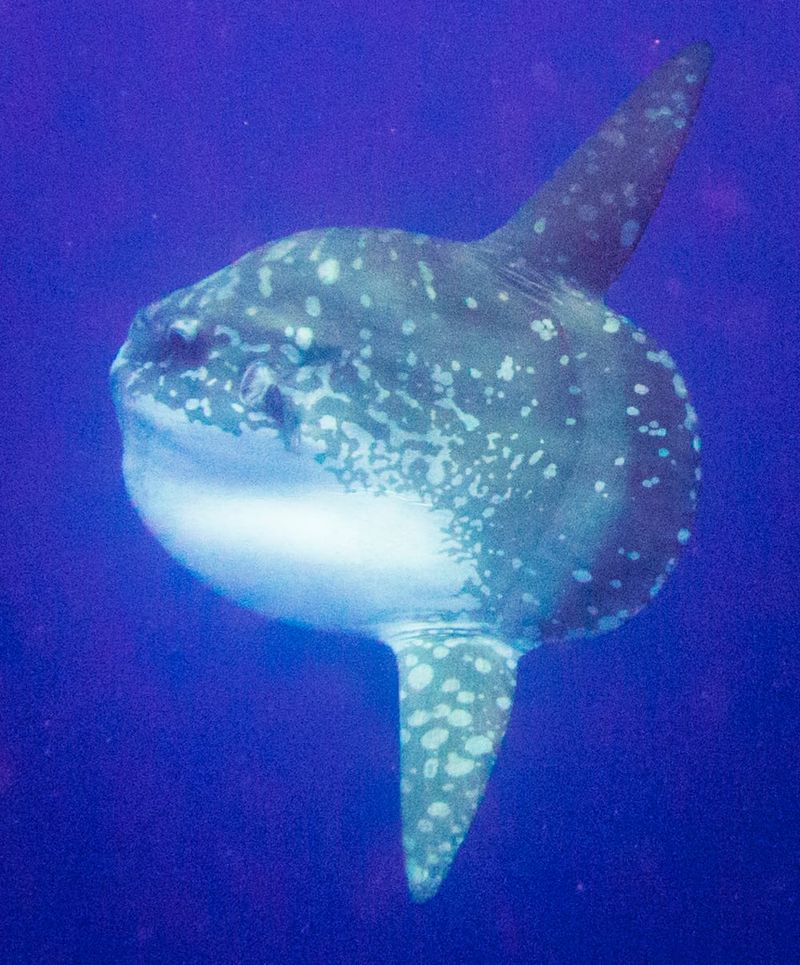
[111, 43, 709, 901]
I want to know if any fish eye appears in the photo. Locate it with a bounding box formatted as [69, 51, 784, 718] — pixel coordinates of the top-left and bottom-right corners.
[163, 317, 209, 364]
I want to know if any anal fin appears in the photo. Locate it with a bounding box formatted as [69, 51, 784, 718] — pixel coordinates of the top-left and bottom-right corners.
[382, 624, 520, 901]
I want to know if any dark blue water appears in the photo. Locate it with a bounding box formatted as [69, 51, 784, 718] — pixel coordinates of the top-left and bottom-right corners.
[2, 2, 798, 962]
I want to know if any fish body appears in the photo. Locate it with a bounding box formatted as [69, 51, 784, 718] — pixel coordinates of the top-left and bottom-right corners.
[112, 43, 710, 900]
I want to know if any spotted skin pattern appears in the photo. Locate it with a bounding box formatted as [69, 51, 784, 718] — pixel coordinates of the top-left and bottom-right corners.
[111, 44, 711, 900]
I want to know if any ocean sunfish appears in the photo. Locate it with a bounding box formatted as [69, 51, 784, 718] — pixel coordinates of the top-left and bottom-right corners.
[111, 43, 710, 901]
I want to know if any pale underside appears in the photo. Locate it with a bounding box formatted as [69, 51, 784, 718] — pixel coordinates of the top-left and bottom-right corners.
[121, 392, 482, 631]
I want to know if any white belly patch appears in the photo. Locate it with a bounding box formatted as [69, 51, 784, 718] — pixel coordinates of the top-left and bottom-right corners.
[119, 395, 479, 631]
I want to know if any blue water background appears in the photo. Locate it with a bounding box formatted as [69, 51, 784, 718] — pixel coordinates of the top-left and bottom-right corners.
[2, 1, 798, 961]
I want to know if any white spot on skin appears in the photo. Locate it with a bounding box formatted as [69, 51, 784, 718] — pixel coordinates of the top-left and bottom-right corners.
[474, 657, 491, 674]
[214, 324, 241, 347]
[423, 759, 438, 778]
[646, 105, 674, 121]
[421, 728, 449, 751]
[264, 238, 298, 261]
[427, 801, 451, 818]
[417, 261, 434, 284]
[620, 219, 640, 247]
[601, 127, 626, 148]
[464, 736, 493, 756]
[634, 384, 649, 395]
[431, 365, 453, 387]
[180, 365, 208, 383]
[496, 356, 514, 381]
[530, 317, 557, 341]
[444, 753, 474, 777]
[534, 217, 547, 234]
[427, 460, 445, 486]
[572, 569, 593, 583]
[543, 463, 557, 480]
[295, 326, 314, 350]
[305, 296, 321, 318]
[317, 258, 341, 284]
[449, 709, 472, 727]
[402, 319, 416, 335]
[257, 265, 273, 297]
[465, 296, 478, 309]
[408, 664, 434, 690]
[170, 317, 200, 340]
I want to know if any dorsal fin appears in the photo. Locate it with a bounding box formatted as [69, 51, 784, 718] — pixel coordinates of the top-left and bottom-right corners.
[477, 42, 713, 294]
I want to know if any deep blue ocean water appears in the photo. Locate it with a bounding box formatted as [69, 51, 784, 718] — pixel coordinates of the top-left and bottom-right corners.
[2, 1, 798, 961]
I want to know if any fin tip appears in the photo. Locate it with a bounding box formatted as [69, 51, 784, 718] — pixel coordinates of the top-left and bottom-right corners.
[674, 40, 714, 77]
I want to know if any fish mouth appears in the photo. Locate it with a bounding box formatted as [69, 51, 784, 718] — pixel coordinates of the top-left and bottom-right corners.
[116, 390, 223, 463]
